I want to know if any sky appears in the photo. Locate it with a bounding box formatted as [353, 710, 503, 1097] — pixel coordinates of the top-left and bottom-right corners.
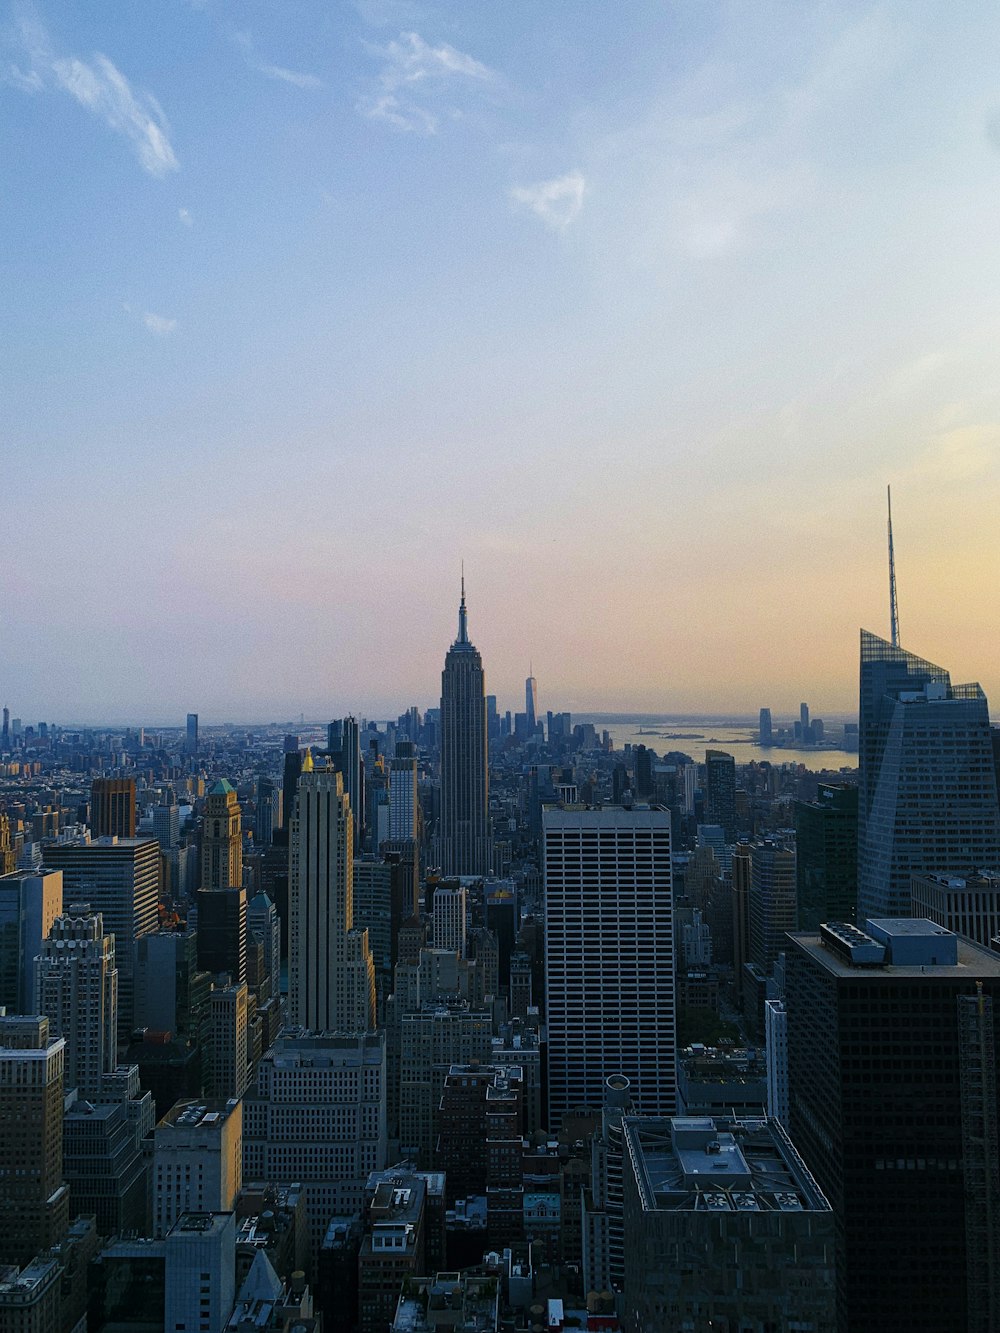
[4, 0, 1000, 725]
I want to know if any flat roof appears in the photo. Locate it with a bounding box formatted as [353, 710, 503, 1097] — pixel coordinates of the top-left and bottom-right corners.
[543, 806, 670, 830]
[789, 931, 1000, 979]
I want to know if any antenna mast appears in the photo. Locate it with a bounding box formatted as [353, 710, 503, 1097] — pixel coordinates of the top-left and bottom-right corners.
[888, 485, 900, 648]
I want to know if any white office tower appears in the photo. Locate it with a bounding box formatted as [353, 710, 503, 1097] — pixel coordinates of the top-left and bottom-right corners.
[289, 755, 375, 1033]
[242, 1030, 387, 1252]
[33, 905, 117, 1096]
[388, 750, 419, 841]
[152, 1099, 243, 1238]
[165, 1212, 236, 1333]
[764, 997, 789, 1126]
[543, 806, 676, 1126]
[432, 884, 468, 957]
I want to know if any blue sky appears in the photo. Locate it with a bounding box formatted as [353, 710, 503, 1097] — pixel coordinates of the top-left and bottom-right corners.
[4, 0, 1000, 723]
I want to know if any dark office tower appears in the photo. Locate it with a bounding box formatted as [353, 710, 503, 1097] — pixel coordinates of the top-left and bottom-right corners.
[281, 749, 303, 832]
[439, 579, 490, 876]
[328, 717, 364, 844]
[858, 630, 1000, 920]
[201, 779, 243, 890]
[45, 838, 160, 1043]
[800, 702, 810, 736]
[795, 784, 858, 930]
[196, 886, 247, 984]
[787, 920, 1000, 1333]
[748, 838, 797, 975]
[758, 707, 773, 745]
[704, 749, 737, 840]
[525, 671, 538, 732]
[1, 706, 8, 751]
[486, 695, 499, 742]
[254, 777, 279, 848]
[634, 745, 653, 800]
[0, 1015, 70, 1265]
[612, 763, 629, 805]
[91, 778, 137, 839]
[186, 712, 198, 755]
[284, 733, 300, 753]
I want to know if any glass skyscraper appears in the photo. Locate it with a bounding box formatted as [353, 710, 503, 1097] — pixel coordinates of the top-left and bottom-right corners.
[857, 629, 1000, 920]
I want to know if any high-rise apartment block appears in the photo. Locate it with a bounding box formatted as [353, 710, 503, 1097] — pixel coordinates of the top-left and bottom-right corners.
[787, 918, 1000, 1332]
[152, 1098, 243, 1238]
[34, 906, 117, 1095]
[0, 869, 62, 1011]
[543, 806, 676, 1126]
[858, 630, 1000, 919]
[91, 778, 137, 839]
[0, 1015, 70, 1265]
[288, 759, 374, 1033]
[45, 837, 160, 1041]
[439, 582, 490, 876]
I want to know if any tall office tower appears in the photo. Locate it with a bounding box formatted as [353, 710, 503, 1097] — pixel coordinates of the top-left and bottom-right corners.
[787, 920, 1000, 1333]
[748, 838, 797, 975]
[152, 1098, 243, 1237]
[432, 883, 467, 957]
[731, 842, 752, 980]
[201, 779, 243, 890]
[0, 1015, 70, 1264]
[152, 803, 181, 852]
[622, 1116, 835, 1333]
[91, 779, 137, 838]
[254, 777, 279, 848]
[34, 906, 117, 1096]
[289, 758, 375, 1033]
[0, 869, 62, 1011]
[165, 1212, 236, 1333]
[353, 857, 393, 1018]
[764, 996, 789, 1126]
[247, 890, 280, 1003]
[794, 784, 858, 930]
[758, 706, 773, 745]
[634, 745, 653, 799]
[329, 717, 364, 845]
[243, 1031, 387, 1249]
[581, 1074, 633, 1299]
[388, 745, 419, 841]
[800, 701, 810, 736]
[0, 814, 13, 876]
[196, 886, 247, 984]
[185, 712, 198, 755]
[46, 838, 161, 1042]
[439, 580, 490, 876]
[858, 630, 1000, 920]
[281, 749, 303, 833]
[209, 978, 249, 1099]
[1, 706, 8, 751]
[525, 671, 538, 732]
[704, 749, 737, 840]
[134, 929, 212, 1050]
[543, 807, 675, 1126]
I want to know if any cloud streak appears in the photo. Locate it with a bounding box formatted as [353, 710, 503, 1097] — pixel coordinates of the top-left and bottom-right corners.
[359, 30, 494, 134]
[7, 11, 178, 176]
[229, 30, 324, 90]
[143, 312, 177, 335]
[511, 171, 586, 229]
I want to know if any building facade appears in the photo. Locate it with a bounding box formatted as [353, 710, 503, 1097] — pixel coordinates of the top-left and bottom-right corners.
[439, 582, 490, 877]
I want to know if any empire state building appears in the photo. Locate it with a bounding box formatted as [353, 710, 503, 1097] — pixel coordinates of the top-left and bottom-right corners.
[439, 578, 491, 876]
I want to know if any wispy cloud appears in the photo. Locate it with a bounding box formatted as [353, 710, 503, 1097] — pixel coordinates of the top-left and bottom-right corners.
[143, 312, 177, 336]
[178, 207, 193, 226]
[359, 30, 494, 134]
[511, 171, 586, 230]
[6, 11, 178, 176]
[229, 29, 324, 90]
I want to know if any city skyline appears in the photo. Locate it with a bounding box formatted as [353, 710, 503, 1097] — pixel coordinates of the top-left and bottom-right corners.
[5, 2, 1000, 719]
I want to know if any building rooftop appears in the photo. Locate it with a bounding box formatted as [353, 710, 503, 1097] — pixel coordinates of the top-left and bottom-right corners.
[624, 1116, 831, 1215]
[543, 806, 670, 830]
[169, 1212, 234, 1238]
[158, 1098, 240, 1131]
[794, 921, 1000, 978]
[392, 1273, 499, 1333]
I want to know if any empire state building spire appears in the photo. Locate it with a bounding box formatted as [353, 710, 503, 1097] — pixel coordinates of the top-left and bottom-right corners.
[439, 575, 491, 875]
[456, 570, 470, 647]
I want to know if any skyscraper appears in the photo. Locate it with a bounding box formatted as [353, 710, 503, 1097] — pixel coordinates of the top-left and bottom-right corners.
[289, 755, 375, 1033]
[704, 749, 737, 841]
[439, 579, 490, 876]
[0, 706, 8, 752]
[795, 784, 858, 929]
[196, 886, 247, 984]
[748, 837, 798, 975]
[525, 670, 538, 733]
[758, 707, 773, 745]
[201, 779, 243, 890]
[329, 717, 364, 845]
[388, 743, 419, 842]
[0, 869, 62, 1011]
[34, 906, 117, 1096]
[185, 712, 198, 755]
[543, 806, 675, 1125]
[858, 630, 1000, 920]
[91, 778, 137, 839]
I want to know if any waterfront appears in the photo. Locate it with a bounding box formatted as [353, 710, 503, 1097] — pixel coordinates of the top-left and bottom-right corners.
[577, 714, 858, 771]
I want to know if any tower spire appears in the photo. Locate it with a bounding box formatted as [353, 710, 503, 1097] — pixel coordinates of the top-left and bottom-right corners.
[457, 564, 469, 645]
[888, 484, 900, 648]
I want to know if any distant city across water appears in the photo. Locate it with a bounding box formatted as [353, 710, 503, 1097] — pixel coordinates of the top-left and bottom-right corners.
[576, 714, 859, 771]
